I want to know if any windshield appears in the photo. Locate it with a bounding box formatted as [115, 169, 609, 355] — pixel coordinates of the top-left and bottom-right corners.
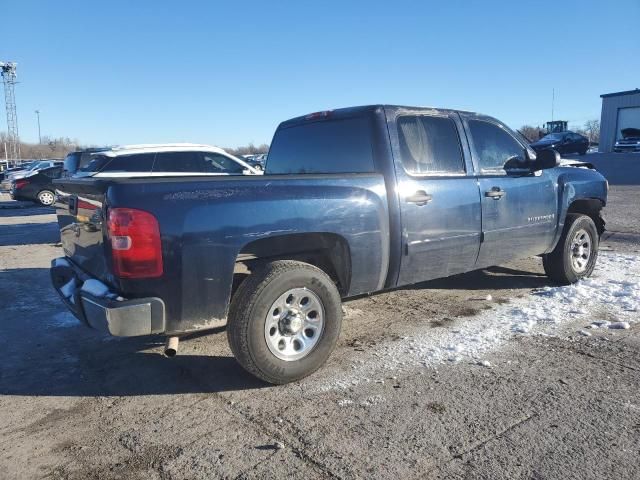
[27, 162, 43, 171]
[540, 133, 564, 141]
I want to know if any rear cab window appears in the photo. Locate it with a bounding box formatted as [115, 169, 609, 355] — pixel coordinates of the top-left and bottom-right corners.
[266, 115, 375, 174]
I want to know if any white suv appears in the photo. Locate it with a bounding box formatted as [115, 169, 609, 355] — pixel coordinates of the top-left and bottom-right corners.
[75, 144, 260, 178]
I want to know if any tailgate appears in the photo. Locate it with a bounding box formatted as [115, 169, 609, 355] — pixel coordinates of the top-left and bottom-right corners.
[54, 178, 112, 282]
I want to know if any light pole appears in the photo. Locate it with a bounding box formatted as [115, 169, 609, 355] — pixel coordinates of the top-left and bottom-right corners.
[35, 110, 41, 144]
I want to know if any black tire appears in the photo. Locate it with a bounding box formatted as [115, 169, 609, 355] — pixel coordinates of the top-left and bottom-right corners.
[37, 190, 55, 206]
[227, 260, 342, 384]
[543, 214, 599, 284]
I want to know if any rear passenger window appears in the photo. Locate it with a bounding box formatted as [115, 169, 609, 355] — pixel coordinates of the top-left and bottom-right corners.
[153, 151, 203, 173]
[397, 116, 464, 174]
[100, 153, 156, 173]
[202, 153, 244, 174]
[266, 117, 375, 174]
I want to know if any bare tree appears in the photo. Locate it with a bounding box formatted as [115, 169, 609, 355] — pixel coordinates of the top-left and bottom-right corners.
[0, 132, 81, 161]
[518, 125, 545, 143]
[227, 143, 270, 156]
[584, 119, 600, 144]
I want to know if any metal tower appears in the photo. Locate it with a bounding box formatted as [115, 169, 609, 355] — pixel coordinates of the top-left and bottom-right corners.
[0, 62, 20, 161]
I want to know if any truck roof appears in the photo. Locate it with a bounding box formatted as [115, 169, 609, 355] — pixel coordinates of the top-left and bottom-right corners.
[278, 104, 485, 128]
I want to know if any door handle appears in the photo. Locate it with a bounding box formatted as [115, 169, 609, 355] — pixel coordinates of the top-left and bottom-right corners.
[406, 190, 433, 206]
[485, 187, 506, 200]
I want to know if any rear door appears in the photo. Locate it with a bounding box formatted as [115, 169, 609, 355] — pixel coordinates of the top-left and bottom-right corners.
[386, 108, 482, 286]
[461, 116, 557, 267]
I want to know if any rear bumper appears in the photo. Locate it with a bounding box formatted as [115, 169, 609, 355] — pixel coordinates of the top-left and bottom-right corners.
[50, 257, 166, 336]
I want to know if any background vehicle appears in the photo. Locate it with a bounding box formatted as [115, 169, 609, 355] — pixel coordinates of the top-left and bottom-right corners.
[1, 160, 62, 191]
[62, 147, 114, 177]
[614, 128, 640, 153]
[242, 154, 267, 171]
[71, 144, 259, 178]
[0, 164, 32, 182]
[50, 105, 608, 384]
[10, 164, 63, 206]
[530, 131, 589, 155]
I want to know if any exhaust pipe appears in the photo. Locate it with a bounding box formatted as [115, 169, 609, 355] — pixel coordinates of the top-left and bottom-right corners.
[164, 336, 179, 357]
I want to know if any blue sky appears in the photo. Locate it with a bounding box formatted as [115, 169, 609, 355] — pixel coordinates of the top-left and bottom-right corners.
[3, 0, 639, 147]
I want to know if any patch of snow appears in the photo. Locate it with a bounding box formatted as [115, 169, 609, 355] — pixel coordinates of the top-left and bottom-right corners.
[337, 399, 354, 407]
[485, 294, 493, 301]
[81, 279, 112, 298]
[314, 252, 639, 392]
[59, 278, 77, 299]
[53, 258, 70, 268]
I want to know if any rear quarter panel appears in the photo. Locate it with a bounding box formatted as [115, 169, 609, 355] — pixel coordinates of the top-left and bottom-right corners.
[107, 174, 389, 334]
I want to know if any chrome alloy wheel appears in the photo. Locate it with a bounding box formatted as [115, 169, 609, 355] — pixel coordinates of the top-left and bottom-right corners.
[38, 191, 55, 206]
[264, 287, 325, 361]
[570, 228, 592, 273]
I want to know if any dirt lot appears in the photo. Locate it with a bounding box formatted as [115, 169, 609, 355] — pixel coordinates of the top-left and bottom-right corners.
[1, 170, 639, 479]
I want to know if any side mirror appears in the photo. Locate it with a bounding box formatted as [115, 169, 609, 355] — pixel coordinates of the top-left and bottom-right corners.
[532, 149, 560, 171]
[503, 154, 528, 172]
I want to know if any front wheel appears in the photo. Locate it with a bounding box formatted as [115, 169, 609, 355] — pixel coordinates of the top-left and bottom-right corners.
[227, 260, 342, 384]
[37, 190, 55, 206]
[543, 214, 599, 284]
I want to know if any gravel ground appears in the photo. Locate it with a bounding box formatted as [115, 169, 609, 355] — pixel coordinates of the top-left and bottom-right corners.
[0, 178, 639, 479]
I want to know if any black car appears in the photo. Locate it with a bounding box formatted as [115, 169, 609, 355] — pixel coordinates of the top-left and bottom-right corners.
[530, 131, 589, 155]
[10, 164, 63, 206]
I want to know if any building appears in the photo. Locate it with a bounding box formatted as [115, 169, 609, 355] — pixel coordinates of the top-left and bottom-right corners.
[599, 89, 640, 152]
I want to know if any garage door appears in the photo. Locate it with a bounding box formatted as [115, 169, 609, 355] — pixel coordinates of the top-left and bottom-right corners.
[617, 107, 640, 140]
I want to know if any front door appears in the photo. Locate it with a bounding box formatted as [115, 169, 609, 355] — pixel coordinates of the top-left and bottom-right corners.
[462, 117, 557, 268]
[386, 109, 482, 287]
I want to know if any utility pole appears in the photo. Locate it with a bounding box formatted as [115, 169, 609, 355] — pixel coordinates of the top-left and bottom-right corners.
[35, 110, 41, 144]
[0, 62, 20, 163]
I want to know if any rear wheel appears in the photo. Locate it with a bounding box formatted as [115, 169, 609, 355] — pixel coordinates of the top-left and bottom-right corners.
[37, 190, 55, 206]
[227, 260, 342, 384]
[543, 214, 599, 284]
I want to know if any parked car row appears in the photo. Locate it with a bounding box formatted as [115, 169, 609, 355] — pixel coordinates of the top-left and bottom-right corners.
[1, 160, 63, 193]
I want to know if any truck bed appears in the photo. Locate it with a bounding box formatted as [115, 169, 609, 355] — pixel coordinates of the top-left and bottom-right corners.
[54, 173, 391, 334]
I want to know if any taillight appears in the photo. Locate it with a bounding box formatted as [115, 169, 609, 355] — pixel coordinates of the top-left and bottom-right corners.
[15, 179, 28, 189]
[107, 208, 163, 278]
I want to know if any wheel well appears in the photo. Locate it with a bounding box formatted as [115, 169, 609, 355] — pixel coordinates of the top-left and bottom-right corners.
[567, 199, 605, 235]
[234, 233, 351, 295]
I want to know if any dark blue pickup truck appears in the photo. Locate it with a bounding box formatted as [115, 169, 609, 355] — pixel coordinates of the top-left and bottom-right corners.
[51, 105, 608, 384]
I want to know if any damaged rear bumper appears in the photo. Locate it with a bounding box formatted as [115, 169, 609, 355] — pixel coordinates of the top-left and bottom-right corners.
[50, 257, 166, 336]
